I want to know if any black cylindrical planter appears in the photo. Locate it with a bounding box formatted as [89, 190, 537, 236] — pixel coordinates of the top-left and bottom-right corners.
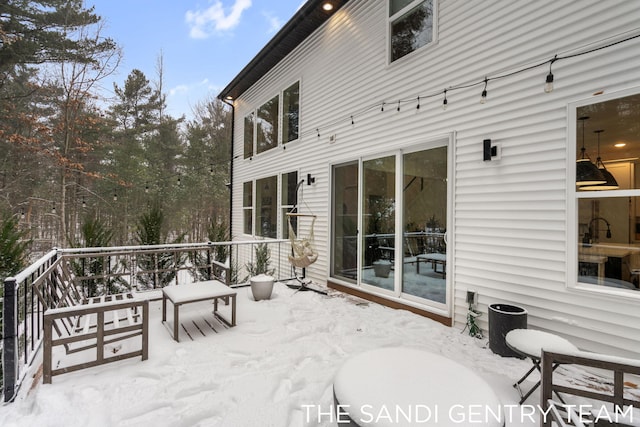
[488, 304, 527, 357]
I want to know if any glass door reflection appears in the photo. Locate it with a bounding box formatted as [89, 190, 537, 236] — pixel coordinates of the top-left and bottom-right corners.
[402, 147, 447, 303]
[361, 156, 396, 291]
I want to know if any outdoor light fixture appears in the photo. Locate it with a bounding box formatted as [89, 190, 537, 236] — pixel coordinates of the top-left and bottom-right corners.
[307, 173, 316, 185]
[576, 116, 606, 186]
[579, 130, 619, 190]
[322, 2, 334, 11]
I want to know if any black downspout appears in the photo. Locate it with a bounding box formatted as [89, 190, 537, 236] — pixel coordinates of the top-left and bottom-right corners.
[222, 99, 235, 239]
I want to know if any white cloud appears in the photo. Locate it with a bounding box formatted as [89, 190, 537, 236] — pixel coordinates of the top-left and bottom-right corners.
[262, 11, 283, 34]
[185, 0, 252, 39]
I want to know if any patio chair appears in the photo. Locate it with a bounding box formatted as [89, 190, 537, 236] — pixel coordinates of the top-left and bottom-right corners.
[540, 349, 640, 427]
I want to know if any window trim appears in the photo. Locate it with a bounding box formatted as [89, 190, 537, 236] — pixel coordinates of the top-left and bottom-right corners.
[387, 0, 439, 65]
[568, 86, 640, 300]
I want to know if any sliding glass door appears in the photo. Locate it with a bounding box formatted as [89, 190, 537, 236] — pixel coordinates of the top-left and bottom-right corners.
[402, 146, 448, 304]
[361, 155, 396, 291]
[331, 162, 359, 282]
[330, 139, 450, 309]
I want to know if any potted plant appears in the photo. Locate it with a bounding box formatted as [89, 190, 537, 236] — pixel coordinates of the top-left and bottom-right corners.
[245, 242, 276, 300]
[373, 257, 392, 278]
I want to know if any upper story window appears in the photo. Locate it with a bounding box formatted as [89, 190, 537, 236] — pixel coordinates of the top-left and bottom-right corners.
[574, 90, 640, 296]
[244, 113, 254, 159]
[257, 95, 279, 154]
[244, 81, 300, 158]
[389, 0, 435, 62]
[283, 82, 300, 144]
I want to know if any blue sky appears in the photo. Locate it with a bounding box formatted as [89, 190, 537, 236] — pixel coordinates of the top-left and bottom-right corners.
[86, 0, 305, 119]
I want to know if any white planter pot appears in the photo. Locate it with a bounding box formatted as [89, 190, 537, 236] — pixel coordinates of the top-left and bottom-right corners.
[250, 274, 275, 301]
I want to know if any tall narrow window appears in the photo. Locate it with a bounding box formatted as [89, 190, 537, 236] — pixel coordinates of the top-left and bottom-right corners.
[256, 95, 279, 154]
[256, 176, 278, 238]
[282, 82, 300, 143]
[244, 113, 254, 159]
[243, 181, 253, 234]
[282, 171, 298, 238]
[389, 0, 435, 62]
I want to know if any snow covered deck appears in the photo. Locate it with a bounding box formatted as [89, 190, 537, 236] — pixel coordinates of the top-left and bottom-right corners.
[2, 283, 638, 426]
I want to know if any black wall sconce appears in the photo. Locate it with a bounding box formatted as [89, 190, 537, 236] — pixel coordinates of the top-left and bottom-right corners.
[307, 173, 316, 185]
[483, 139, 500, 161]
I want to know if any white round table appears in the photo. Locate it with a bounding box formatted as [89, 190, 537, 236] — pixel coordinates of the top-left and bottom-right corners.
[505, 329, 579, 404]
[333, 347, 504, 426]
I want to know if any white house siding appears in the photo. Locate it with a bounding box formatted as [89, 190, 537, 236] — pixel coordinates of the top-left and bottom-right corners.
[230, 0, 640, 355]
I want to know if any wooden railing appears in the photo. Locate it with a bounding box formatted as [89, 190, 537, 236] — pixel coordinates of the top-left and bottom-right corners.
[2, 239, 293, 402]
[540, 349, 640, 427]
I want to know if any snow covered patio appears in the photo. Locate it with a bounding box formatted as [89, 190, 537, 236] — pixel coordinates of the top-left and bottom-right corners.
[0, 282, 632, 426]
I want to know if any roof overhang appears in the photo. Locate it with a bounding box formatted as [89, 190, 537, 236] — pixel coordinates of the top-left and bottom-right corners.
[218, 0, 350, 101]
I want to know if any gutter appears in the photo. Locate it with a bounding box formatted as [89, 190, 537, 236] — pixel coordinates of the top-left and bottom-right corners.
[222, 99, 235, 238]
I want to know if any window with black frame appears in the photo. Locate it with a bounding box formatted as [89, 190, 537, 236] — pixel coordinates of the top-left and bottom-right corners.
[389, 0, 435, 62]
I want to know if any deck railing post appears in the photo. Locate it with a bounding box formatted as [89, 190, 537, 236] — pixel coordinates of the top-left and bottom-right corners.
[3, 277, 18, 402]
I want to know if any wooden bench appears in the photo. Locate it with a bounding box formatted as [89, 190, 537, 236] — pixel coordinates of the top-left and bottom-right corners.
[36, 257, 149, 383]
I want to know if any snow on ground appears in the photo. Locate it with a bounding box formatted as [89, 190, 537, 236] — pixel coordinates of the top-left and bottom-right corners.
[0, 283, 593, 426]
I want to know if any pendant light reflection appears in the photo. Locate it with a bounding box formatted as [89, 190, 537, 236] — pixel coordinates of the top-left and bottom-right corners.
[576, 116, 606, 187]
[579, 130, 619, 191]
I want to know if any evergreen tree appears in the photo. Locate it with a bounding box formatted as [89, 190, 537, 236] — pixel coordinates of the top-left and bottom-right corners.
[134, 203, 185, 289]
[0, 0, 116, 85]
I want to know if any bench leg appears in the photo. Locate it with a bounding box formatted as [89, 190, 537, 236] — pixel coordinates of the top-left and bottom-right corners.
[231, 294, 236, 326]
[173, 303, 180, 342]
[162, 295, 167, 322]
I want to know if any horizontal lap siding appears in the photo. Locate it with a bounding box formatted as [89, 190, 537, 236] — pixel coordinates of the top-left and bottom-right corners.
[231, 0, 640, 354]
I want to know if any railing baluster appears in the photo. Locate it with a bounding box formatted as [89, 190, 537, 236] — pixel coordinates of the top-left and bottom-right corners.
[3, 277, 18, 402]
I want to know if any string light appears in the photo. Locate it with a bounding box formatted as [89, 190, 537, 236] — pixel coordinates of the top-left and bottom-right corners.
[113, 190, 118, 201]
[82, 196, 86, 208]
[544, 55, 557, 93]
[480, 78, 488, 104]
[442, 89, 448, 110]
[293, 33, 640, 141]
[351, 115, 354, 125]
[397, 100, 401, 112]
[51, 202, 56, 214]
[177, 176, 181, 186]
[20, 209, 25, 219]
[145, 182, 149, 193]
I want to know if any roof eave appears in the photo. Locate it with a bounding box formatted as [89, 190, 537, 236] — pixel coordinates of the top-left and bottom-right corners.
[218, 0, 349, 101]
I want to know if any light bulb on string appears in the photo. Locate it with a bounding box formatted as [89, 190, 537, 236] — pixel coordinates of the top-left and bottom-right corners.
[397, 100, 401, 112]
[544, 56, 557, 93]
[416, 96, 420, 110]
[113, 190, 118, 202]
[442, 89, 448, 110]
[20, 209, 25, 219]
[82, 196, 86, 208]
[480, 78, 488, 104]
[52, 202, 56, 214]
[381, 102, 385, 112]
[145, 182, 149, 193]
